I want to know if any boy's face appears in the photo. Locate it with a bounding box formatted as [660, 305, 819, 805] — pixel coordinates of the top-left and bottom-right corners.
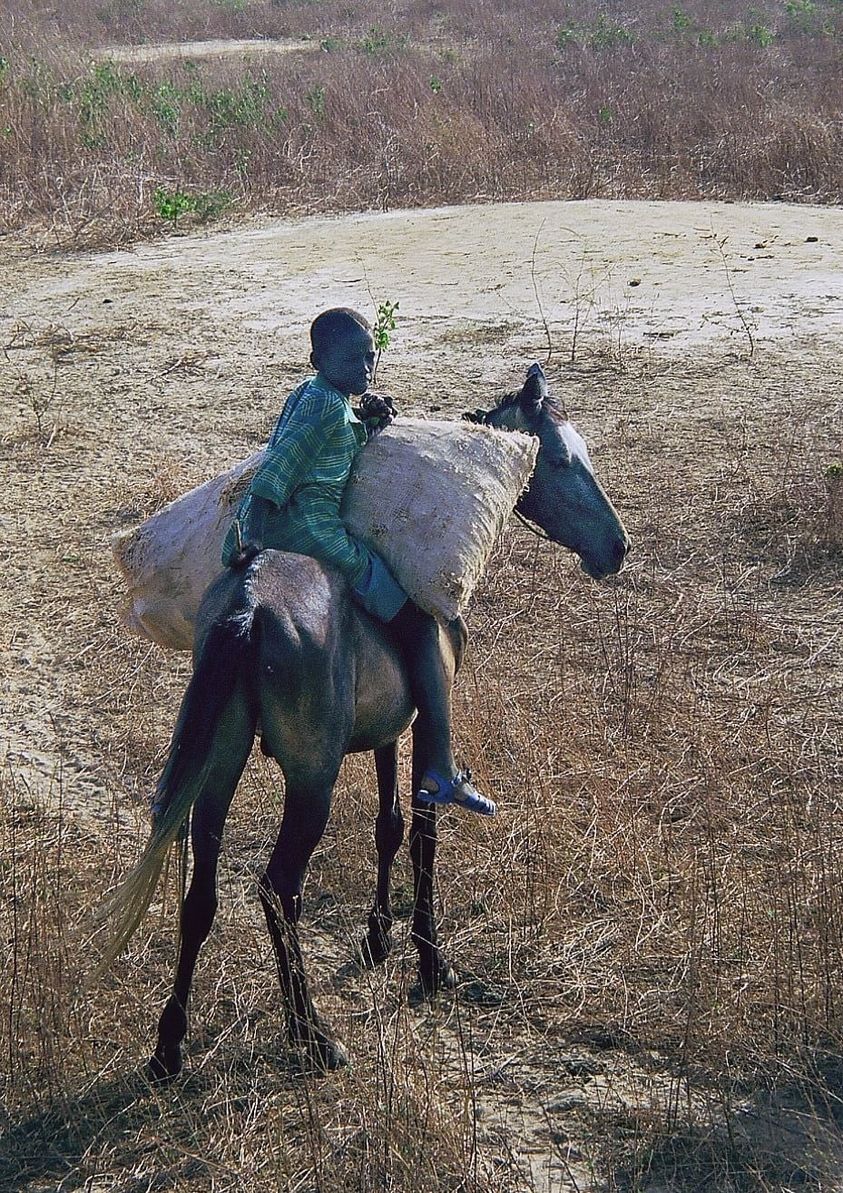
[313, 325, 376, 396]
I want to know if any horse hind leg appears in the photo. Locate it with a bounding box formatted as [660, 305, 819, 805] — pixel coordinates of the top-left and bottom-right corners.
[410, 723, 457, 996]
[149, 694, 254, 1082]
[361, 741, 404, 967]
[259, 774, 349, 1072]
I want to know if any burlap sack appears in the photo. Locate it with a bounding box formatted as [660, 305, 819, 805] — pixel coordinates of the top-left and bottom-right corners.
[112, 419, 538, 650]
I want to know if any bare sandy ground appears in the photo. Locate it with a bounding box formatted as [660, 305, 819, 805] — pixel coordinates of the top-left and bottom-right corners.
[13, 199, 842, 417]
[99, 37, 318, 63]
[2, 198, 842, 1190]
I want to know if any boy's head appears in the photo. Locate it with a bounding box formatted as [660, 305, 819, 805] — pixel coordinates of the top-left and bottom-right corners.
[310, 308, 375, 397]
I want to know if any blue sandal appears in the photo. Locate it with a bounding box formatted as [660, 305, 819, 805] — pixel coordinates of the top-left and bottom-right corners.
[418, 769, 497, 817]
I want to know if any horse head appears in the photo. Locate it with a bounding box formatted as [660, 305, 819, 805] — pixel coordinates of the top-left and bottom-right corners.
[464, 363, 630, 579]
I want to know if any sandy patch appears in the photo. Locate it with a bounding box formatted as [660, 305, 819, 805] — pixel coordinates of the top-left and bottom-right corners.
[97, 37, 318, 64]
[15, 199, 843, 375]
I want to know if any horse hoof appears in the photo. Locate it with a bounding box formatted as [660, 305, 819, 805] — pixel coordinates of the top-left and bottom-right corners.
[290, 1018, 350, 1072]
[360, 931, 391, 968]
[312, 1036, 350, 1071]
[147, 1047, 181, 1083]
[419, 956, 458, 997]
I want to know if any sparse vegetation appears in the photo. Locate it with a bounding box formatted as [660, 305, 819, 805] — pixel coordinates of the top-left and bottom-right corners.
[0, 1, 842, 246]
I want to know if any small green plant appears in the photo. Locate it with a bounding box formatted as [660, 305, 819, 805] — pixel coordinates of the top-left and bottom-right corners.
[153, 186, 196, 228]
[306, 84, 326, 118]
[597, 105, 614, 124]
[202, 80, 269, 135]
[672, 7, 692, 32]
[786, 0, 826, 34]
[193, 190, 231, 223]
[150, 81, 181, 136]
[320, 35, 344, 52]
[359, 26, 407, 55]
[373, 299, 399, 380]
[556, 26, 577, 48]
[748, 22, 775, 46]
[429, 74, 442, 94]
[590, 14, 635, 48]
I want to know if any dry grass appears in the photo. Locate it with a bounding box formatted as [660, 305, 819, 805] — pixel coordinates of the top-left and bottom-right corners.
[1, 1, 843, 246]
[2, 342, 843, 1190]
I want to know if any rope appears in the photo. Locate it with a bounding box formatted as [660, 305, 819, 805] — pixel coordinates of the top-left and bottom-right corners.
[514, 508, 553, 542]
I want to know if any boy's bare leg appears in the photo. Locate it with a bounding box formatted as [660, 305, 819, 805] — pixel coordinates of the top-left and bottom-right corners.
[386, 601, 455, 777]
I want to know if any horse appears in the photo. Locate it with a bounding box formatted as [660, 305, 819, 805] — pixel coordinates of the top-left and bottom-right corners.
[99, 362, 630, 1078]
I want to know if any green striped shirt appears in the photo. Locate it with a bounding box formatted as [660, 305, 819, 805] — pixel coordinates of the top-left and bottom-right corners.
[222, 375, 373, 582]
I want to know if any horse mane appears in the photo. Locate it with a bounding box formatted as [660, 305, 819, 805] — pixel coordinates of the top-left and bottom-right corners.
[478, 384, 569, 425]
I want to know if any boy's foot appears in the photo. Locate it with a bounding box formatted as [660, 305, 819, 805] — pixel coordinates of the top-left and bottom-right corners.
[417, 769, 497, 817]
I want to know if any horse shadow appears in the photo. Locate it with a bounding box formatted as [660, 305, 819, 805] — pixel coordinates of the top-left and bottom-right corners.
[0, 1046, 309, 1190]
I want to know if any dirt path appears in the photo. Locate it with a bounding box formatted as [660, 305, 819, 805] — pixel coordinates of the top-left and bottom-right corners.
[98, 37, 318, 63]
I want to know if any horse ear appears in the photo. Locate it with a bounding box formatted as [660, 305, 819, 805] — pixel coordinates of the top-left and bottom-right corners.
[520, 363, 548, 417]
[462, 409, 489, 424]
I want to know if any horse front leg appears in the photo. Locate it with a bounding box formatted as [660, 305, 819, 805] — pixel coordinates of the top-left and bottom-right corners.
[409, 724, 457, 995]
[260, 779, 349, 1071]
[362, 740, 404, 967]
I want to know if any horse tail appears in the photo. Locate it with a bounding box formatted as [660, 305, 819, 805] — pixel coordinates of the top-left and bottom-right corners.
[94, 604, 257, 976]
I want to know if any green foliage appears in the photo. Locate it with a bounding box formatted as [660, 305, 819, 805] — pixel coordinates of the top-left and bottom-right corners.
[672, 7, 692, 32]
[748, 21, 776, 45]
[786, 0, 829, 34]
[359, 26, 407, 55]
[152, 186, 231, 227]
[306, 84, 326, 118]
[153, 186, 195, 226]
[373, 300, 399, 353]
[590, 14, 635, 48]
[597, 105, 614, 125]
[210, 0, 246, 10]
[320, 35, 344, 52]
[429, 74, 442, 94]
[150, 81, 181, 135]
[76, 61, 125, 146]
[202, 79, 269, 134]
[556, 26, 577, 48]
[192, 190, 232, 222]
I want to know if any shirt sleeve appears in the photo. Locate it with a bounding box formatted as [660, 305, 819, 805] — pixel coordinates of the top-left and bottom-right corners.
[249, 392, 343, 510]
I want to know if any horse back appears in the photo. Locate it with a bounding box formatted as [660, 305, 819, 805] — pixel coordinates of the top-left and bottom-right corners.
[195, 551, 415, 766]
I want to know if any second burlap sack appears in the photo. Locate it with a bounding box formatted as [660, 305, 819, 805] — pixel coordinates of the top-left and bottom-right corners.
[112, 419, 537, 650]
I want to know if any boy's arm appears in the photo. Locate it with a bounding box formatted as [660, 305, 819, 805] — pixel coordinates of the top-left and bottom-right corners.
[226, 495, 271, 568]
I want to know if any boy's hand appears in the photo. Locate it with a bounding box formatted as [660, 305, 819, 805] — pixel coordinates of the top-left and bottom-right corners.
[358, 391, 396, 428]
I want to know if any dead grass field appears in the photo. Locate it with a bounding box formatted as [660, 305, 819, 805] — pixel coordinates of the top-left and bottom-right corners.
[1, 0, 843, 247]
[2, 195, 842, 1191]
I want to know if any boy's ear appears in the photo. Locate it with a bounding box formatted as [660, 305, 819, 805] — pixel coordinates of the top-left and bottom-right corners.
[309, 350, 319, 370]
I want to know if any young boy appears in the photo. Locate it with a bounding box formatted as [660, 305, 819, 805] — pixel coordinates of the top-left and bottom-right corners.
[222, 307, 496, 817]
